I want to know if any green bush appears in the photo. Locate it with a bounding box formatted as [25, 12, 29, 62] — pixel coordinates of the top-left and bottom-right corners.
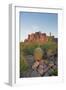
[20, 42, 40, 55]
[20, 54, 29, 73]
[52, 68, 58, 76]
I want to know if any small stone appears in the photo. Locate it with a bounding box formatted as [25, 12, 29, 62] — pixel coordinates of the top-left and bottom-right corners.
[49, 61, 54, 67]
[32, 61, 39, 69]
[37, 68, 44, 75]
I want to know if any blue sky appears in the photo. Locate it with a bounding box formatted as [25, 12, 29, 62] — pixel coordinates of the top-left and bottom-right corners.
[19, 12, 58, 42]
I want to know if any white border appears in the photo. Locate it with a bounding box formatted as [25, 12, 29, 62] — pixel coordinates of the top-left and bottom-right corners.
[9, 4, 63, 86]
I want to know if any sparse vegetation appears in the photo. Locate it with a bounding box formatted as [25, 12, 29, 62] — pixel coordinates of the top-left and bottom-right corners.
[20, 53, 29, 76]
[20, 33, 58, 77]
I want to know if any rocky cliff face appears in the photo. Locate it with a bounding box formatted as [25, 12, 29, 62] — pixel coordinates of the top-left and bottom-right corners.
[24, 32, 48, 43]
[24, 32, 57, 43]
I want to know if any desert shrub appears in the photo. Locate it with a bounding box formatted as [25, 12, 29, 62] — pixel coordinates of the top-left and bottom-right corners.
[20, 54, 29, 74]
[51, 68, 58, 76]
[25, 46, 34, 55]
[20, 42, 40, 55]
[41, 42, 57, 50]
[41, 42, 57, 54]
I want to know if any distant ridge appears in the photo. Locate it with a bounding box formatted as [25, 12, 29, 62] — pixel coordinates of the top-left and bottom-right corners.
[23, 32, 57, 43]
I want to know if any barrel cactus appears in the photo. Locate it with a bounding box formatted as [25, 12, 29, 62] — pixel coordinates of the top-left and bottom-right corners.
[34, 47, 43, 61]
